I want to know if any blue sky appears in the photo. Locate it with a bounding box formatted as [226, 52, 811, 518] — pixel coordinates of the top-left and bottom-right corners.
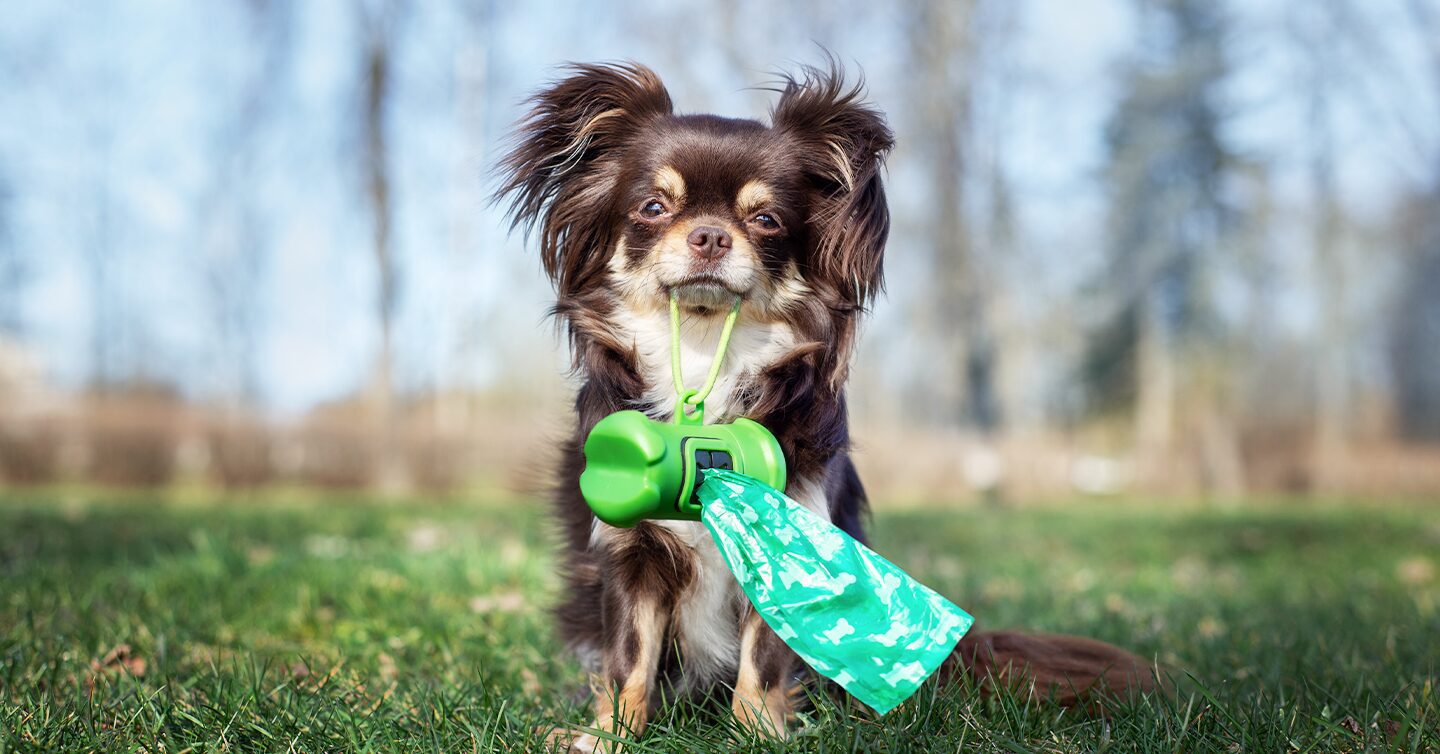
[0, 0, 1433, 413]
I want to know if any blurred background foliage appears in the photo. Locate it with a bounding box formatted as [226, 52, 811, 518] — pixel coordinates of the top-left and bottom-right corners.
[0, 0, 1437, 502]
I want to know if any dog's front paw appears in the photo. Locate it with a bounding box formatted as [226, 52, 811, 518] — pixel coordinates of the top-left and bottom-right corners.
[539, 725, 579, 753]
[568, 732, 600, 754]
[733, 709, 789, 742]
[731, 691, 792, 742]
[542, 725, 630, 754]
[570, 732, 632, 754]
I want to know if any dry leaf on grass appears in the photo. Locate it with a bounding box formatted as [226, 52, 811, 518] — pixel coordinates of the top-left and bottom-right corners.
[1397, 556, 1434, 586]
[86, 644, 147, 689]
[377, 651, 398, 682]
[520, 667, 541, 696]
[469, 591, 527, 614]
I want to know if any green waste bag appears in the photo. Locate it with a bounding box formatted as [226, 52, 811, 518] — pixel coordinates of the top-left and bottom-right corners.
[696, 469, 974, 715]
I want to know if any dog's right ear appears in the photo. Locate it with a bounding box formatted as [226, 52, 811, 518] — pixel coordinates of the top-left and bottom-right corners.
[495, 63, 673, 296]
[771, 61, 893, 310]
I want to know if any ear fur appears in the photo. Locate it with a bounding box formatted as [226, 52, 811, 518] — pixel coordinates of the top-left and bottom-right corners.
[495, 62, 673, 297]
[771, 61, 894, 308]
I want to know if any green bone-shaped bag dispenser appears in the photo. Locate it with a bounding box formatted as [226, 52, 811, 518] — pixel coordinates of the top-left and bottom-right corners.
[579, 295, 786, 528]
[580, 409, 786, 527]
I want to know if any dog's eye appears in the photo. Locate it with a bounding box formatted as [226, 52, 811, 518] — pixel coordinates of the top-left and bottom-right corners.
[750, 213, 780, 231]
[638, 200, 669, 220]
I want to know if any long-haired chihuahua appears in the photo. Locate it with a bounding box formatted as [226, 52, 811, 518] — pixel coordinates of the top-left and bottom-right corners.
[497, 60, 1154, 752]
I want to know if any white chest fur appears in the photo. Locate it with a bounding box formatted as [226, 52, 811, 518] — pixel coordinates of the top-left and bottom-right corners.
[611, 302, 797, 421]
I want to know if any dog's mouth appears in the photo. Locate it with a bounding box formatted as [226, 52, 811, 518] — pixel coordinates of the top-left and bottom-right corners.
[667, 275, 745, 313]
[671, 274, 739, 294]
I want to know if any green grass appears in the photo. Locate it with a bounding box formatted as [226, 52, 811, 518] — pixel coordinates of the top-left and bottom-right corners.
[1, 490, 1436, 753]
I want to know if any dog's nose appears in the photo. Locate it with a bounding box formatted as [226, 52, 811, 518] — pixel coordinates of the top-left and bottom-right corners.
[686, 226, 732, 261]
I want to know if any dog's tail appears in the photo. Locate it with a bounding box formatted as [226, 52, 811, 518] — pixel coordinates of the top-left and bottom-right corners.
[940, 630, 1161, 708]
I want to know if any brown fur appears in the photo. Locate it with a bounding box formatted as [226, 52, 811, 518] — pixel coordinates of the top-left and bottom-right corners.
[946, 631, 1159, 709]
[732, 610, 795, 738]
[497, 61, 1157, 750]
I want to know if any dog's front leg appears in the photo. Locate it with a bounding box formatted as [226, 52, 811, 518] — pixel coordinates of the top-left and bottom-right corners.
[731, 608, 798, 740]
[570, 584, 667, 753]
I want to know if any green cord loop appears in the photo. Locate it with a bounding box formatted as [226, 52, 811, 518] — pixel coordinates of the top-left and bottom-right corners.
[669, 290, 742, 423]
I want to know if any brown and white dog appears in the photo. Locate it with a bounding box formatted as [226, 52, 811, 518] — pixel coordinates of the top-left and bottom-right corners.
[497, 61, 1154, 752]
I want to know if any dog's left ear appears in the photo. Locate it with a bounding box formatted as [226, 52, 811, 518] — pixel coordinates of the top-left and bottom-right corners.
[772, 62, 894, 308]
[496, 62, 673, 297]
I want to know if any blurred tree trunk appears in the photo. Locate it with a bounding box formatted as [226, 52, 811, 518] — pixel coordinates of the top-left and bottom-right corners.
[203, 0, 292, 415]
[357, 0, 407, 492]
[1294, 2, 1350, 492]
[908, 0, 1011, 503]
[1095, 0, 1242, 494]
[86, 126, 119, 390]
[985, 124, 1029, 433]
[1134, 292, 1174, 455]
[909, 0, 1001, 434]
[436, 0, 495, 439]
[1388, 0, 1440, 442]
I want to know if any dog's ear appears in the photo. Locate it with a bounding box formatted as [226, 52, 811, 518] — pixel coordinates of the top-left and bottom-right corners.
[496, 63, 672, 296]
[772, 62, 893, 308]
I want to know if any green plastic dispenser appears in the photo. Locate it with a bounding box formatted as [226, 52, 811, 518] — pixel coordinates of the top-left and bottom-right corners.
[580, 407, 786, 528]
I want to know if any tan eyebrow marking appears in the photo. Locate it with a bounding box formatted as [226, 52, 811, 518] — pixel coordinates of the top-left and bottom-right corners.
[654, 166, 686, 203]
[736, 180, 774, 214]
